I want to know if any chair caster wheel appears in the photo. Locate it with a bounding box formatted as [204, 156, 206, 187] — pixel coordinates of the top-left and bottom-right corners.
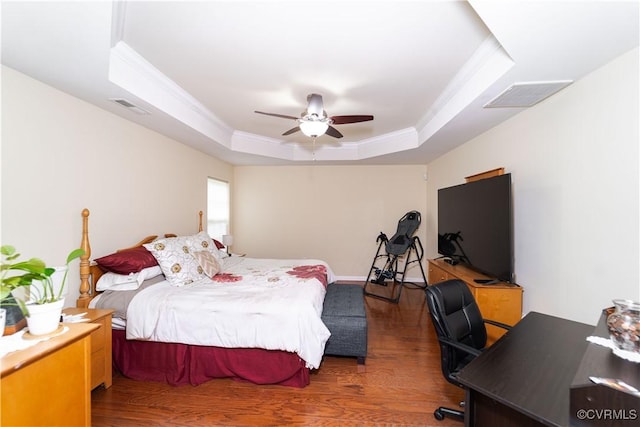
[434, 409, 445, 421]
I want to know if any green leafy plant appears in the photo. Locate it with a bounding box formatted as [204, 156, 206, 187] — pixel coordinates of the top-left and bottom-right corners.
[0, 245, 84, 314]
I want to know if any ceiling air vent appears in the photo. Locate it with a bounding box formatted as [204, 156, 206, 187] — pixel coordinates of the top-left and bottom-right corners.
[483, 81, 573, 108]
[109, 98, 150, 115]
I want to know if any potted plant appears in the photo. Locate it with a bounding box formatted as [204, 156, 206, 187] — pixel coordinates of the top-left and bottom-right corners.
[0, 245, 49, 335]
[1, 245, 84, 335]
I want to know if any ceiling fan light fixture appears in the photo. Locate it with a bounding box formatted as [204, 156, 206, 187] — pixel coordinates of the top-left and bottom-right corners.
[299, 120, 329, 137]
[255, 93, 373, 139]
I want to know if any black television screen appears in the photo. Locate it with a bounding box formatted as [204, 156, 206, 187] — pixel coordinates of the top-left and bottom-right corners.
[437, 173, 513, 282]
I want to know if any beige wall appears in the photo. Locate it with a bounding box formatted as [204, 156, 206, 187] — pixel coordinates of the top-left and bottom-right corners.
[1, 66, 232, 307]
[426, 47, 639, 325]
[233, 165, 428, 279]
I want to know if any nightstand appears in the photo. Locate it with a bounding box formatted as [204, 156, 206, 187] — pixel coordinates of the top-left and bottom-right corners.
[1, 323, 98, 426]
[63, 307, 113, 389]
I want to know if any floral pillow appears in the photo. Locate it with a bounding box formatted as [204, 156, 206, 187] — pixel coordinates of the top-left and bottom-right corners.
[186, 231, 220, 257]
[144, 232, 217, 286]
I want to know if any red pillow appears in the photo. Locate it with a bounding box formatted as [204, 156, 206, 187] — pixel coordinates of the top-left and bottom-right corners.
[213, 239, 225, 249]
[95, 246, 158, 275]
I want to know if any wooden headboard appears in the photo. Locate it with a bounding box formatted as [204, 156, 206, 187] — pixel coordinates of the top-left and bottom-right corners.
[76, 208, 203, 308]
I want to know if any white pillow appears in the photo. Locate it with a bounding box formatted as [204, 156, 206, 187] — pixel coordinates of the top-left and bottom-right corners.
[144, 232, 218, 287]
[96, 265, 163, 291]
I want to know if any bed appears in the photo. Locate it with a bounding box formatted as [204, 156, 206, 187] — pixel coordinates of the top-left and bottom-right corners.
[75, 209, 333, 387]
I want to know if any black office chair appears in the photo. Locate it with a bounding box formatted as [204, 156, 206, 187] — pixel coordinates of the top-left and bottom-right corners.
[425, 279, 511, 422]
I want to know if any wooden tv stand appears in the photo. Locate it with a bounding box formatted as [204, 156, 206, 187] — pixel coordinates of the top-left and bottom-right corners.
[427, 259, 523, 344]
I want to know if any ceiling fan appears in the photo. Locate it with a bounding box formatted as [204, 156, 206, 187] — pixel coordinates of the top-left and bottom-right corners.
[255, 93, 374, 138]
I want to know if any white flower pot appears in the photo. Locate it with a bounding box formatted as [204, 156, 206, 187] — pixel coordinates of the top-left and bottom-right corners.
[25, 299, 64, 335]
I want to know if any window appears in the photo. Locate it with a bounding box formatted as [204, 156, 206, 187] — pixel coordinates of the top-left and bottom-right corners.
[207, 178, 229, 241]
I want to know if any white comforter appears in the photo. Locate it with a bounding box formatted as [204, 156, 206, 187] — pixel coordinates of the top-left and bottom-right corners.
[126, 257, 333, 369]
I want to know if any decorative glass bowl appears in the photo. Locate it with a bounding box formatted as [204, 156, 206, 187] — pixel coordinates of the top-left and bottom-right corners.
[606, 299, 640, 354]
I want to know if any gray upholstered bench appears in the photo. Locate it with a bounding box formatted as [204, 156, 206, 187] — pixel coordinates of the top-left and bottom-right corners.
[322, 283, 368, 369]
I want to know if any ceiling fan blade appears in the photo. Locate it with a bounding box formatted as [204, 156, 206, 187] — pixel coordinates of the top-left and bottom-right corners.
[306, 93, 325, 117]
[325, 126, 343, 139]
[255, 110, 299, 120]
[330, 115, 374, 125]
[282, 126, 301, 136]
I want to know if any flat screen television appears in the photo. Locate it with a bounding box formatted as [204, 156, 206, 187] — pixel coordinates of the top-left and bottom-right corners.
[437, 173, 513, 283]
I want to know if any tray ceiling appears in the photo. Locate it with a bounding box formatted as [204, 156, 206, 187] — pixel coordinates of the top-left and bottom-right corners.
[2, 1, 638, 165]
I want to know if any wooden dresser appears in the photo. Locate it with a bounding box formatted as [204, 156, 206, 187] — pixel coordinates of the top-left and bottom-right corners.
[428, 258, 523, 344]
[63, 307, 114, 389]
[1, 322, 99, 426]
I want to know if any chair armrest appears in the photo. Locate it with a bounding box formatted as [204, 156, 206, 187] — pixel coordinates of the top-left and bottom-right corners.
[484, 319, 512, 330]
[437, 336, 482, 358]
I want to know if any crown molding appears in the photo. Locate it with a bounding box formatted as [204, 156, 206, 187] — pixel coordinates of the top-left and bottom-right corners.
[109, 41, 234, 147]
[110, 0, 126, 47]
[417, 35, 514, 143]
[231, 128, 419, 162]
[357, 128, 419, 159]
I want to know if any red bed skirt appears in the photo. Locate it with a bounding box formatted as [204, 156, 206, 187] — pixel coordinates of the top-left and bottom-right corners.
[111, 329, 310, 387]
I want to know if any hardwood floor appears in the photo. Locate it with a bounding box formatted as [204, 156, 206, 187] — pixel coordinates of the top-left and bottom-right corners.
[91, 284, 464, 426]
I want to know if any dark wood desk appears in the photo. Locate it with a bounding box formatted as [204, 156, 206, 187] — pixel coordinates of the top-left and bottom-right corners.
[457, 311, 593, 426]
[570, 313, 640, 426]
